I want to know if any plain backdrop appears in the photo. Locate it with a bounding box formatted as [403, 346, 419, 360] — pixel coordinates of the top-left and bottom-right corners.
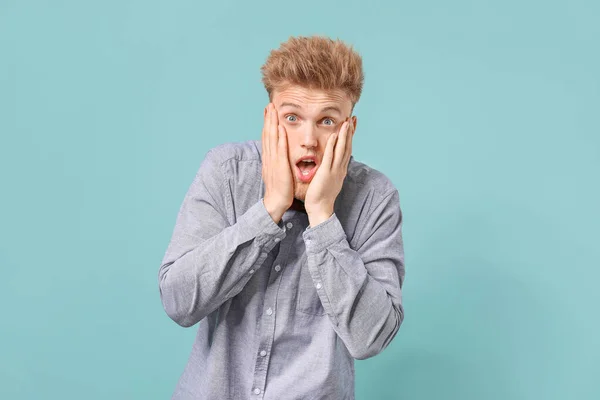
[1, 0, 599, 399]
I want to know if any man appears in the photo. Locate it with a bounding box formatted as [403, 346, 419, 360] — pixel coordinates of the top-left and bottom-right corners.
[158, 35, 405, 400]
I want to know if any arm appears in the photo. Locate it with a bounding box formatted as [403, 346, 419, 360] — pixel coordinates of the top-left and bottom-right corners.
[302, 189, 405, 359]
[158, 149, 286, 327]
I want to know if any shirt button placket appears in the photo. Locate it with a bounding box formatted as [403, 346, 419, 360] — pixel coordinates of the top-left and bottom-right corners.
[253, 222, 293, 398]
[251, 306, 274, 398]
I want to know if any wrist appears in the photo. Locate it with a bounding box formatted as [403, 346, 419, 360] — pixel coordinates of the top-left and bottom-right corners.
[307, 209, 334, 227]
[263, 197, 285, 224]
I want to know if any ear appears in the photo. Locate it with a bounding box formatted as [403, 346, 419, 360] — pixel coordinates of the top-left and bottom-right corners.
[350, 115, 358, 133]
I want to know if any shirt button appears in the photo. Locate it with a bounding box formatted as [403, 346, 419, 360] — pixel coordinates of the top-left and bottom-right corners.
[274, 265, 281, 272]
[260, 350, 267, 357]
[249, 269, 255, 275]
[286, 222, 293, 229]
[254, 388, 261, 395]
[266, 307, 273, 316]
[316, 283, 322, 289]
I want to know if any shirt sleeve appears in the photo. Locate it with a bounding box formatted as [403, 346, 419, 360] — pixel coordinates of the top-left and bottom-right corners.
[158, 149, 286, 327]
[302, 189, 405, 359]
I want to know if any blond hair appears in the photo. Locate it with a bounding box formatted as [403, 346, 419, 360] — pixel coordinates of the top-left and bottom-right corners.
[261, 35, 364, 106]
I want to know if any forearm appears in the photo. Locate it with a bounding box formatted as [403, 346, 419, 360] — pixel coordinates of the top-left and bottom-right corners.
[159, 199, 285, 327]
[306, 242, 403, 359]
[303, 192, 405, 359]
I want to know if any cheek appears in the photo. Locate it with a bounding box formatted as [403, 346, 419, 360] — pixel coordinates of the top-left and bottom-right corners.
[284, 123, 300, 136]
[320, 133, 333, 148]
[285, 127, 304, 145]
[285, 134, 299, 151]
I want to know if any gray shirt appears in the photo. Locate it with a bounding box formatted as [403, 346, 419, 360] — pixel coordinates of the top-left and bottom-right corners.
[158, 140, 405, 400]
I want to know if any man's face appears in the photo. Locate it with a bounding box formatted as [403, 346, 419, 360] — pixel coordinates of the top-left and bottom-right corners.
[272, 85, 356, 202]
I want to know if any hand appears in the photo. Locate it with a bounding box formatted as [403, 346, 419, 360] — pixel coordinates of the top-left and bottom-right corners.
[262, 103, 294, 224]
[305, 118, 355, 226]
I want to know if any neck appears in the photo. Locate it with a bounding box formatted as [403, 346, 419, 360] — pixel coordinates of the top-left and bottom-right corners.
[288, 198, 306, 213]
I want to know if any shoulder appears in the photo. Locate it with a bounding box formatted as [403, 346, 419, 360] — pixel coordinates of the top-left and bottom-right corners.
[336, 157, 401, 247]
[203, 140, 262, 167]
[346, 156, 398, 201]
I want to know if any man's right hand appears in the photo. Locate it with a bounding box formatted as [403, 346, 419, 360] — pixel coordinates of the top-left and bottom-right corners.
[262, 103, 294, 224]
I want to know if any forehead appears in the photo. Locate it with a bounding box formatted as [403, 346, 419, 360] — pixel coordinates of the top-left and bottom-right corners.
[273, 85, 352, 115]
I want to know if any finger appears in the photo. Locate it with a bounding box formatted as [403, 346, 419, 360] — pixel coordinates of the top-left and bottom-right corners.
[263, 104, 271, 159]
[333, 121, 349, 168]
[272, 102, 280, 126]
[342, 120, 354, 167]
[278, 124, 289, 162]
[269, 104, 280, 157]
[322, 130, 338, 170]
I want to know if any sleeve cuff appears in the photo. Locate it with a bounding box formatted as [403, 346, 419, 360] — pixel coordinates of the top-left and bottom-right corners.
[238, 198, 287, 248]
[302, 213, 346, 253]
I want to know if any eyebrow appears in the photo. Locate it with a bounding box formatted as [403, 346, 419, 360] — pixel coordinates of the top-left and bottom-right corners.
[279, 102, 342, 115]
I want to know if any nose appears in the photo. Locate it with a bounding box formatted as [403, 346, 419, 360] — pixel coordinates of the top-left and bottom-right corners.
[300, 124, 318, 149]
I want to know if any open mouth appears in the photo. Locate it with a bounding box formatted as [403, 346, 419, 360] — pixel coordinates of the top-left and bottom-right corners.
[296, 158, 318, 183]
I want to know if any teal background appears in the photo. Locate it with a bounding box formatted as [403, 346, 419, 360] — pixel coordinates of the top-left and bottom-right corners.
[1, 0, 598, 399]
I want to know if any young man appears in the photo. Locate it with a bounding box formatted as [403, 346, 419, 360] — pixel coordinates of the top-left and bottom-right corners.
[158, 35, 405, 400]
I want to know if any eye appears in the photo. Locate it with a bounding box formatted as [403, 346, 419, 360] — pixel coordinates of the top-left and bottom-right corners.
[322, 118, 335, 126]
[285, 115, 298, 122]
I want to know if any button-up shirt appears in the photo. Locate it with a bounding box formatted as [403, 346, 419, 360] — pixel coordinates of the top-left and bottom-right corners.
[158, 140, 405, 400]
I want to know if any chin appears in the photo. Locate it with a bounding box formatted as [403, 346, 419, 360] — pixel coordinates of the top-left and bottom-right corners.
[294, 184, 307, 202]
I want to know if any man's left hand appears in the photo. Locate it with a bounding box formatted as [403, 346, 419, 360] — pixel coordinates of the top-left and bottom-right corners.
[305, 119, 355, 227]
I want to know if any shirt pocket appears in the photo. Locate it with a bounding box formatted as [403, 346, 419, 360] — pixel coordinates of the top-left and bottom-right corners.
[295, 257, 326, 316]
